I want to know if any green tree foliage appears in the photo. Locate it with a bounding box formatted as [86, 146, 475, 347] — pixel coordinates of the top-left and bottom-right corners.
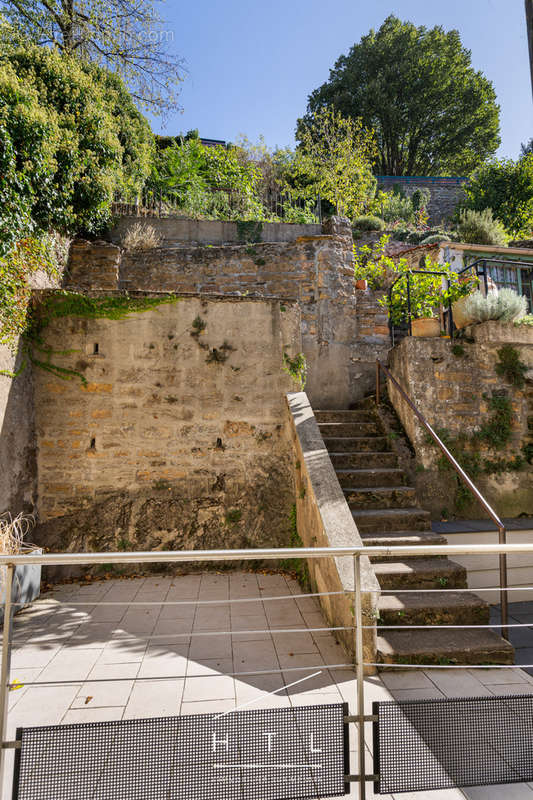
[0, 0, 182, 113]
[305, 15, 500, 176]
[0, 44, 154, 252]
[294, 106, 377, 218]
[151, 138, 266, 220]
[461, 156, 533, 237]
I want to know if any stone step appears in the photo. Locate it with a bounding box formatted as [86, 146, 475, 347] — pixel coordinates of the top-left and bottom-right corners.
[378, 590, 490, 626]
[315, 410, 377, 423]
[330, 452, 399, 470]
[336, 468, 406, 489]
[377, 628, 514, 666]
[344, 486, 417, 510]
[361, 530, 447, 560]
[373, 558, 467, 590]
[323, 436, 390, 453]
[352, 507, 432, 533]
[318, 422, 381, 437]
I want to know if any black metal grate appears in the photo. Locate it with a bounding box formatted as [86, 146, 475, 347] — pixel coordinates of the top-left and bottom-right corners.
[373, 694, 533, 794]
[14, 703, 349, 800]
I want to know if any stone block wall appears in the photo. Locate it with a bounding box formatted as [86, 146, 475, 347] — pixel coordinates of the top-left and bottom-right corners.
[32, 296, 301, 565]
[377, 177, 467, 224]
[387, 326, 533, 517]
[66, 218, 391, 407]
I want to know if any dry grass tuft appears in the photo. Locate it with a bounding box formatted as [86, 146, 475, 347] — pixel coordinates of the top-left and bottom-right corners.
[0, 512, 35, 555]
[122, 223, 164, 251]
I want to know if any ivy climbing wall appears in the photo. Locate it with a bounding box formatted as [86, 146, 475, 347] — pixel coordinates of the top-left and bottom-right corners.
[32, 296, 301, 566]
[387, 324, 533, 518]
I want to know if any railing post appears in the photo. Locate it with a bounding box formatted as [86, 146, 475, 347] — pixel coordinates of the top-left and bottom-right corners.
[0, 564, 15, 789]
[353, 554, 366, 800]
[499, 526, 509, 640]
[406, 274, 412, 336]
[375, 362, 381, 406]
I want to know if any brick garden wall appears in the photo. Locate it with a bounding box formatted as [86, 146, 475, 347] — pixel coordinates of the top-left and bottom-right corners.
[377, 177, 467, 224]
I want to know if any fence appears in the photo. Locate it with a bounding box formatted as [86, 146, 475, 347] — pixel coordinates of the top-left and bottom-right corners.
[112, 190, 322, 223]
[2, 542, 533, 798]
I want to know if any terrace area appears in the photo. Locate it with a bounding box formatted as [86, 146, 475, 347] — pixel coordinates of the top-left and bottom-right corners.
[5, 569, 533, 799]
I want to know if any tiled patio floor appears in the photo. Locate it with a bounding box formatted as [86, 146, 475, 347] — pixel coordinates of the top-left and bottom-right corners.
[4, 572, 533, 799]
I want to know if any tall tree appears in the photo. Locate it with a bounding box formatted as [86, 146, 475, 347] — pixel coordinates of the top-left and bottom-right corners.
[0, 0, 183, 113]
[304, 15, 500, 176]
[295, 106, 377, 218]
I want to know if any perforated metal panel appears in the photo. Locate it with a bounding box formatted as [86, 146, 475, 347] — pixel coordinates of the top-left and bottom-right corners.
[14, 703, 349, 799]
[373, 694, 533, 794]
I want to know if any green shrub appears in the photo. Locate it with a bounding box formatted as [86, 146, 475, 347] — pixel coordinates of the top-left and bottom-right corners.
[420, 234, 451, 244]
[463, 289, 527, 323]
[353, 215, 385, 232]
[456, 208, 508, 246]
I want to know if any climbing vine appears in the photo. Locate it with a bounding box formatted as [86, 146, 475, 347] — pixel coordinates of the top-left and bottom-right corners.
[433, 392, 522, 510]
[495, 345, 528, 389]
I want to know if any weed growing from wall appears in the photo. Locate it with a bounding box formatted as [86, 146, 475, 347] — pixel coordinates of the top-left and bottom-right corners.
[495, 345, 528, 389]
[283, 352, 307, 389]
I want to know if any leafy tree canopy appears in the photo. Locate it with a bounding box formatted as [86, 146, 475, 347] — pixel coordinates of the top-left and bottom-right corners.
[461, 156, 533, 238]
[0, 44, 155, 253]
[294, 106, 377, 218]
[0, 0, 183, 113]
[304, 15, 500, 176]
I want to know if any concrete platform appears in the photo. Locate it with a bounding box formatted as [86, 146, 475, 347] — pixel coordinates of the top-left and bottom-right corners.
[3, 572, 533, 799]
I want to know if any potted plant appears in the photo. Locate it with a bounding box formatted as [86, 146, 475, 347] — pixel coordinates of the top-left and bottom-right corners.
[0, 513, 42, 622]
[381, 261, 477, 337]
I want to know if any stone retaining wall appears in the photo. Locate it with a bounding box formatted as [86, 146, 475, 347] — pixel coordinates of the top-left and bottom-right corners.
[32, 296, 300, 567]
[387, 325, 533, 518]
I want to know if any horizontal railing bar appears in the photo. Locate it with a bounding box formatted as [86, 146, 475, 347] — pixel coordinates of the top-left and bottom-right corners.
[12, 626, 354, 645]
[380, 586, 533, 593]
[8, 663, 355, 688]
[5, 542, 533, 566]
[366, 663, 533, 670]
[368, 623, 533, 629]
[21, 590, 347, 607]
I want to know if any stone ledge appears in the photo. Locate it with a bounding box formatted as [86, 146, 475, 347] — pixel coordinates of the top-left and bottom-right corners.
[287, 391, 379, 669]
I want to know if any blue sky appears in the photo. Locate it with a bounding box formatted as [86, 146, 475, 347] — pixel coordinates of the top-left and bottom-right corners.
[152, 0, 532, 163]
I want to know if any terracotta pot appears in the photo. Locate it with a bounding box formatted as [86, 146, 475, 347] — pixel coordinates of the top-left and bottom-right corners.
[355, 279, 368, 290]
[452, 295, 474, 330]
[411, 317, 441, 337]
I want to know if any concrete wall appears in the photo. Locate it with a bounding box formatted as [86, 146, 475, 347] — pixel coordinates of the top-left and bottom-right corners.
[387, 326, 533, 518]
[32, 296, 301, 566]
[287, 391, 379, 667]
[109, 217, 322, 246]
[376, 177, 467, 224]
[67, 218, 391, 408]
[0, 341, 37, 516]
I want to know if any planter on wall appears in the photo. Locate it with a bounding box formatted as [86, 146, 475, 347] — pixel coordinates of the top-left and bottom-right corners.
[411, 317, 441, 337]
[355, 279, 368, 290]
[452, 295, 475, 330]
[0, 547, 42, 623]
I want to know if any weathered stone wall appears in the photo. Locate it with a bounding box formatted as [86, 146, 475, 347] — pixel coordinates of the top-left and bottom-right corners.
[109, 216, 322, 246]
[66, 218, 391, 407]
[32, 296, 301, 565]
[387, 326, 533, 518]
[376, 177, 467, 224]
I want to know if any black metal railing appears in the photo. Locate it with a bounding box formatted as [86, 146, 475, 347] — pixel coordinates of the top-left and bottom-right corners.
[458, 258, 533, 305]
[375, 358, 509, 638]
[388, 269, 454, 344]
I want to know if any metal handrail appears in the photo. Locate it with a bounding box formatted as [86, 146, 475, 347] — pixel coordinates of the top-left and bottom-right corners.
[458, 258, 533, 296]
[375, 358, 508, 637]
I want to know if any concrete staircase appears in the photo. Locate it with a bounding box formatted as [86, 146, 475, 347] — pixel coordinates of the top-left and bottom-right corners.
[315, 407, 514, 666]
